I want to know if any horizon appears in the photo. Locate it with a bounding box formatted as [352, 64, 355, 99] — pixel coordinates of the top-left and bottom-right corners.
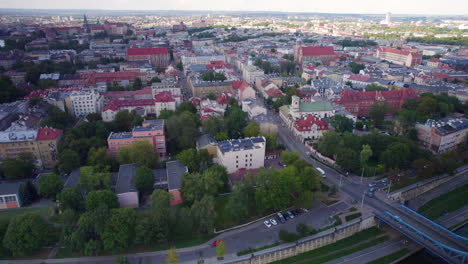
[0, 0, 467, 16]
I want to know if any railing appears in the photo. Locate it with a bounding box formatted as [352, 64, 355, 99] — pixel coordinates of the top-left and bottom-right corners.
[399, 204, 468, 244]
[376, 211, 468, 264]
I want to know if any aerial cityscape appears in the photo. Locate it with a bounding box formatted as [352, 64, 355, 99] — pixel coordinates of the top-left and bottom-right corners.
[0, 2, 467, 264]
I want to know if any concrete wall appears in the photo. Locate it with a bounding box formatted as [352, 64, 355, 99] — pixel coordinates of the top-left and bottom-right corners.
[226, 216, 376, 264]
[389, 174, 458, 203]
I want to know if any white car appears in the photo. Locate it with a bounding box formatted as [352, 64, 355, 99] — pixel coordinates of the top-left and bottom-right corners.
[264, 220, 272, 228]
[270, 219, 278, 226]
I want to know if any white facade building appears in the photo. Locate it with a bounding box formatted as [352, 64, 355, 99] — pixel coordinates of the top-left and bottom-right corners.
[216, 137, 266, 174]
[69, 90, 103, 117]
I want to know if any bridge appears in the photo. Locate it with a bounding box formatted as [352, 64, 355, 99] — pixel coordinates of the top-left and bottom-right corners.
[374, 206, 468, 264]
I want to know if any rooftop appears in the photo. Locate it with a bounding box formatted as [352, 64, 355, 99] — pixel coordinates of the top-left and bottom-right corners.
[298, 100, 334, 112]
[217, 137, 265, 153]
[166, 160, 187, 191]
[115, 164, 137, 194]
[0, 129, 37, 143]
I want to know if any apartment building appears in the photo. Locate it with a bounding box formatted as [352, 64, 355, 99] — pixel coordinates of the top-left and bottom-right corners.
[69, 90, 103, 117]
[127, 48, 170, 69]
[107, 119, 166, 159]
[415, 118, 468, 154]
[216, 137, 266, 174]
[242, 65, 264, 85]
[376, 48, 422, 67]
[292, 115, 329, 142]
[0, 127, 62, 168]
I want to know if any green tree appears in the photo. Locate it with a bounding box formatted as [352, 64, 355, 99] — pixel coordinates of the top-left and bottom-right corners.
[191, 196, 216, 234]
[280, 151, 301, 165]
[176, 148, 213, 173]
[166, 111, 199, 151]
[166, 247, 179, 264]
[202, 117, 225, 136]
[175, 102, 197, 114]
[348, 62, 365, 74]
[216, 240, 227, 259]
[224, 106, 247, 139]
[102, 208, 136, 253]
[158, 110, 174, 119]
[215, 132, 229, 141]
[330, 115, 354, 133]
[118, 141, 158, 168]
[38, 173, 63, 200]
[79, 166, 112, 191]
[59, 149, 81, 174]
[0, 152, 35, 179]
[86, 190, 119, 211]
[243, 121, 260, 137]
[317, 131, 342, 157]
[40, 106, 75, 130]
[87, 146, 117, 172]
[3, 213, 52, 256]
[18, 180, 38, 206]
[380, 142, 410, 169]
[132, 78, 142, 90]
[57, 187, 84, 213]
[134, 166, 155, 193]
[417, 96, 438, 119]
[369, 102, 389, 128]
[336, 148, 360, 172]
[360, 144, 373, 167]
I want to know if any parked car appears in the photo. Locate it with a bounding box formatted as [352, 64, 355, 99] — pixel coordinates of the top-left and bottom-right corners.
[368, 183, 376, 188]
[287, 211, 295, 219]
[211, 240, 223, 247]
[365, 191, 374, 198]
[264, 220, 272, 228]
[369, 187, 376, 192]
[277, 212, 286, 223]
[270, 219, 278, 226]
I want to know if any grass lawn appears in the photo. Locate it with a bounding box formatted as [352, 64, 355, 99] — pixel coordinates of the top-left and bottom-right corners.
[366, 248, 410, 264]
[0, 247, 52, 260]
[272, 227, 388, 264]
[0, 206, 51, 223]
[55, 233, 217, 259]
[418, 183, 468, 220]
[345, 213, 362, 222]
[237, 242, 282, 256]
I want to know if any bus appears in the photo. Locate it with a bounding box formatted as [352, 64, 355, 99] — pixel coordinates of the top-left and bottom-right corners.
[316, 167, 326, 178]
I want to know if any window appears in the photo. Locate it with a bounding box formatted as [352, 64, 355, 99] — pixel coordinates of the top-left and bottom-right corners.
[236, 165, 238, 168]
[250, 154, 252, 157]
[250, 163, 252, 167]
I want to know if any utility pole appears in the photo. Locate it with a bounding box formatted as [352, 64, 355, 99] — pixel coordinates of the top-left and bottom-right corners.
[361, 192, 365, 209]
[339, 174, 343, 190]
[360, 167, 364, 183]
[387, 180, 392, 197]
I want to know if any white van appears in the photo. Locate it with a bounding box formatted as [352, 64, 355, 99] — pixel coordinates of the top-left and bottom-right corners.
[316, 167, 326, 178]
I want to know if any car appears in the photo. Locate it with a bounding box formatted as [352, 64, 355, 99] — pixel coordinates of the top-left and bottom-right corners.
[287, 211, 295, 219]
[277, 212, 286, 223]
[293, 209, 301, 216]
[270, 219, 278, 225]
[264, 220, 272, 228]
[301, 208, 309, 213]
[365, 191, 374, 198]
[211, 240, 223, 247]
[368, 183, 376, 187]
[369, 187, 376, 192]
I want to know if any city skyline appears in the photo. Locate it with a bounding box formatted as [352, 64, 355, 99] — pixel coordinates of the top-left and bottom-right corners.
[1, 0, 467, 15]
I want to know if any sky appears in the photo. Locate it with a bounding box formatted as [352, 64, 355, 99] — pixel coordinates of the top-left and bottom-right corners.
[0, 0, 467, 15]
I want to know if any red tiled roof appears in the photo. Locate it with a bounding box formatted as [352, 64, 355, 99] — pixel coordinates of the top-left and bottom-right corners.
[127, 47, 168, 56]
[36, 127, 63, 141]
[339, 88, 418, 103]
[232, 81, 250, 91]
[91, 26, 105, 30]
[301, 46, 335, 57]
[265, 88, 283, 98]
[200, 114, 212, 121]
[217, 93, 230, 105]
[429, 57, 440, 62]
[103, 99, 155, 111]
[294, 115, 329, 132]
[154, 91, 175, 102]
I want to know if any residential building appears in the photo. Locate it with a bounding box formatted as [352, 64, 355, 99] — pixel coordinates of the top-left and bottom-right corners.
[335, 88, 418, 117]
[0, 127, 62, 168]
[232, 81, 256, 101]
[107, 119, 166, 159]
[69, 90, 103, 117]
[242, 65, 264, 85]
[376, 48, 422, 67]
[292, 115, 329, 142]
[154, 91, 176, 116]
[127, 48, 170, 69]
[166, 160, 188, 206]
[102, 99, 156, 122]
[103, 21, 128, 35]
[115, 164, 139, 208]
[216, 137, 266, 174]
[415, 118, 468, 154]
[188, 76, 232, 97]
[0, 181, 22, 209]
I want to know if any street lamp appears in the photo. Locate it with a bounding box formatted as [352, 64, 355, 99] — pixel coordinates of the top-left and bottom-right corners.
[361, 191, 366, 209]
